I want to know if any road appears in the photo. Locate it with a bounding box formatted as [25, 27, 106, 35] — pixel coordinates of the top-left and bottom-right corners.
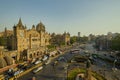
[18, 43, 120, 80]
[85, 43, 120, 80]
[18, 46, 77, 80]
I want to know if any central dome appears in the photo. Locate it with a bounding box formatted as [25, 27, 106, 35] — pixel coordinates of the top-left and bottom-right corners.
[36, 22, 45, 32]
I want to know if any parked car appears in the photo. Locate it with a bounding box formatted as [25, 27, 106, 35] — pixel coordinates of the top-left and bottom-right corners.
[57, 57, 65, 61]
[57, 50, 63, 54]
[4, 74, 11, 80]
[109, 55, 115, 58]
[31, 58, 36, 64]
[70, 59, 76, 63]
[21, 65, 28, 70]
[34, 60, 42, 64]
[14, 70, 20, 76]
[42, 56, 48, 61]
[45, 60, 51, 65]
[33, 66, 43, 74]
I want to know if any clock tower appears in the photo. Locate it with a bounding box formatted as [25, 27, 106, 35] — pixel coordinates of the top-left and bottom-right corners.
[13, 18, 27, 53]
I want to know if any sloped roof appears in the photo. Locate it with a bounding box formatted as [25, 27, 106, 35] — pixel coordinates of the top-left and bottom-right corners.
[4, 56, 14, 65]
[0, 57, 7, 68]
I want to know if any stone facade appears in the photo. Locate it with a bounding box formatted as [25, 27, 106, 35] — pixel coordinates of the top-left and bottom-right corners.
[50, 32, 70, 46]
[1, 18, 70, 61]
[0, 28, 13, 37]
[7, 18, 51, 61]
[63, 32, 70, 45]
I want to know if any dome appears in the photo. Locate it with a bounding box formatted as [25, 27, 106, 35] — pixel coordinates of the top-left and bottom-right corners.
[4, 56, 14, 65]
[0, 57, 7, 68]
[36, 22, 45, 32]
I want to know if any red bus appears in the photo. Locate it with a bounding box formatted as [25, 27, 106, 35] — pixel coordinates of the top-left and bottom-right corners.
[70, 49, 80, 53]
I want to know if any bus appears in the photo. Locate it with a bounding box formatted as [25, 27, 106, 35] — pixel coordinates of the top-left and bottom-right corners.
[70, 49, 80, 54]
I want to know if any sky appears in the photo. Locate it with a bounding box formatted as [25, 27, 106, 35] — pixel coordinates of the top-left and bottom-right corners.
[0, 0, 120, 36]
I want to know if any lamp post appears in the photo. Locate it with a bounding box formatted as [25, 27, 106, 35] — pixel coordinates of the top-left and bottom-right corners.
[64, 64, 68, 80]
[102, 65, 106, 78]
[113, 59, 117, 71]
[103, 69, 106, 78]
[86, 59, 92, 80]
[63, 57, 68, 80]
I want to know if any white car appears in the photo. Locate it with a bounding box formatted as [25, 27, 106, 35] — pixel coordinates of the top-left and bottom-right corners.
[14, 70, 20, 76]
[34, 60, 42, 64]
[31, 58, 36, 63]
[19, 70, 23, 73]
[45, 60, 51, 65]
[42, 56, 48, 61]
[33, 66, 43, 73]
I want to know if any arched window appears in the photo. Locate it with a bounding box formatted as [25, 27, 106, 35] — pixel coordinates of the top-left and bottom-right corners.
[29, 54, 32, 58]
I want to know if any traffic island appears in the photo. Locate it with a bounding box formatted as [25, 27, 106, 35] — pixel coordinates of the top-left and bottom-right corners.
[67, 68, 106, 80]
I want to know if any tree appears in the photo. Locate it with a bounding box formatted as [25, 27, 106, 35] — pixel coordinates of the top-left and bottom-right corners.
[80, 36, 88, 43]
[111, 34, 120, 50]
[70, 36, 77, 44]
[0, 37, 7, 46]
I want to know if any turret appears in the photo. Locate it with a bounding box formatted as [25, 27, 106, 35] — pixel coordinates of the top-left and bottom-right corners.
[32, 25, 35, 30]
[16, 18, 25, 29]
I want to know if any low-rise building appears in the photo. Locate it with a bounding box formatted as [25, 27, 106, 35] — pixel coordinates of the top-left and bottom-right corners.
[50, 32, 70, 46]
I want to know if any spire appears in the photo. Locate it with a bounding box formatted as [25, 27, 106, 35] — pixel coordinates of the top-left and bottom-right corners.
[32, 25, 35, 30]
[18, 18, 23, 26]
[17, 18, 25, 29]
[4, 27, 7, 37]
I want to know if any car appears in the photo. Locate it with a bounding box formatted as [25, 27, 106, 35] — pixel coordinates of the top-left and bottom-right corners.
[45, 60, 51, 65]
[109, 55, 114, 58]
[57, 57, 65, 61]
[14, 70, 20, 76]
[31, 58, 36, 64]
[19, 70, 23, 73]
[4, 75, 11, 80]
[21, 65, 29, 70]
[70, 59, 76, 63]
[34, 60, 42, 64]
[33, 66, 43, 73]
[70, 49, 80, 54]
[42, 56, 48, 61]
[92, 54, 98, 59]
[104, 54, 107, 56]
[73, 56, 88, 63]
[57, 50, 63, 54]
[17, 64, 24, 68]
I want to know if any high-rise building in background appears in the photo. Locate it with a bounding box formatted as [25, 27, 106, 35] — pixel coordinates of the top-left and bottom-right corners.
[78, 32, 80, 38]
[78, 32, 81, 42]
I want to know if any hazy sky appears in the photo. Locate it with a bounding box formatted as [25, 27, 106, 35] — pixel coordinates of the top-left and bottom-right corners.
[0, 0, 120, 36]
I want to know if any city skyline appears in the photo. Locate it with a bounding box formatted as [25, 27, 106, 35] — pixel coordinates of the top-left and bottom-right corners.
[0, 0, 120, 36]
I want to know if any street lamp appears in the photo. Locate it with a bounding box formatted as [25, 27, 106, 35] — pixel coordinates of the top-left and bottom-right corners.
[103, 70, 106, 78]
[113, 59, 117, 71]
[64, 64, 68, 80]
